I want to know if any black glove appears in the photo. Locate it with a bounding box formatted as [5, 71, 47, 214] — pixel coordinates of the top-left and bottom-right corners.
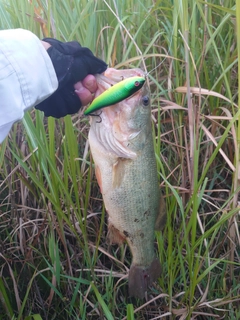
[35, 38, 108, 118]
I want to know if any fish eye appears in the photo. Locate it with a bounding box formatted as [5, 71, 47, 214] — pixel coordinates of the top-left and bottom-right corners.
[142, 95, 149, 106]
[134, 81, 140, 87]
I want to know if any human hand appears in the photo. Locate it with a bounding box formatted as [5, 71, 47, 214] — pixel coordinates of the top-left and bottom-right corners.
[74, 74, 98, 107]
[35, 38, 107, 118]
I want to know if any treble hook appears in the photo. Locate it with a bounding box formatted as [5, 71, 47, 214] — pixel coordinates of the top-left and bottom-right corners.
[87, 111, 102, 123]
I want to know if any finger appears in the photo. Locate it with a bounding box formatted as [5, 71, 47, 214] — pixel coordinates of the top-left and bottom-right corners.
[75, 86, 93, 106]
[81, 74, 98, 93]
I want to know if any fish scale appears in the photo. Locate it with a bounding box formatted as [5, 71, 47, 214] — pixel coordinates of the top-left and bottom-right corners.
[106, 132, 159, 266]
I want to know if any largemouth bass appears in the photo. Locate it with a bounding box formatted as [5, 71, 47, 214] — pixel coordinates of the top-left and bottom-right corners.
[88, 68, 166, 299]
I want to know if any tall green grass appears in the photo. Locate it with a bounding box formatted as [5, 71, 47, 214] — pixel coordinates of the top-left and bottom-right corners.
[0, 0, 240, 319]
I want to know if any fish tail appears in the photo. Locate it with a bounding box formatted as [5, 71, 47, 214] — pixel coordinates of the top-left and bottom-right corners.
[128, 258, 161, 299]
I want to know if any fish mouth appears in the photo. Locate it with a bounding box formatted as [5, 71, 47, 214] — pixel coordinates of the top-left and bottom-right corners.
[90, 68, 147, 159]
[96, 68, 146, 130]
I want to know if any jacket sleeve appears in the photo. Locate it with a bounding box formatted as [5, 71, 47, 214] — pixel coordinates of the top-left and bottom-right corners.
[0, 29, 58, 143]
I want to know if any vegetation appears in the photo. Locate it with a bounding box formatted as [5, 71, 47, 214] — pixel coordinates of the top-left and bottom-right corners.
[0, 0, 240, 319]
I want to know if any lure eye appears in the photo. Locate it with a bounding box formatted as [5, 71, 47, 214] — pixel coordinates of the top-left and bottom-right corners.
[142, 95, 149, 106]
[134, 81, 140, 87]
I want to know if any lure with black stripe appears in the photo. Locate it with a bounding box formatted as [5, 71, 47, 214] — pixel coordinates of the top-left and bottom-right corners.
[84, 76, 145, 115]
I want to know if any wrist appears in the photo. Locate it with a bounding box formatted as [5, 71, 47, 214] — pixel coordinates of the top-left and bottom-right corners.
[41, 40, 51, 50]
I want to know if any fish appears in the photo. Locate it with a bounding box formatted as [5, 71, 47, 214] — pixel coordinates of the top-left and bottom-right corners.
[84, 76, 146, 115]
[87, 68, 166, 299]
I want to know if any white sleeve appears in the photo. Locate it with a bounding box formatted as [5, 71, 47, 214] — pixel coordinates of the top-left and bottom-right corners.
[0, 29, 58, 143]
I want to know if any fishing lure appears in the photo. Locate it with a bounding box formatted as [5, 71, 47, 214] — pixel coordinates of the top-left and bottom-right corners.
[84, 76, 145, 115]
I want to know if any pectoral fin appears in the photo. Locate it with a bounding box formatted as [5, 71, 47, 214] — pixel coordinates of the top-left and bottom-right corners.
[112, 159, 127, 188]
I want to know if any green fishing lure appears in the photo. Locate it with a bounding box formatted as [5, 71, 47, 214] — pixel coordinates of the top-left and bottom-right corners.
[84, 76, 145, 115]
